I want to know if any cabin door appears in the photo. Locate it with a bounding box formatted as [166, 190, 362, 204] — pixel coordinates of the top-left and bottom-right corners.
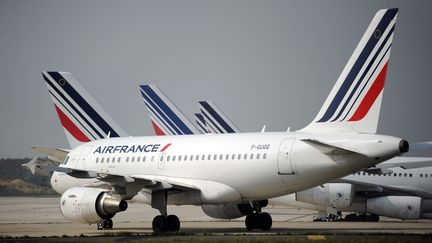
[277, 139, 295, 174]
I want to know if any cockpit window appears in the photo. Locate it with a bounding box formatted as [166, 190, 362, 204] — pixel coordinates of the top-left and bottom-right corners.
[63, 156, 70, 165]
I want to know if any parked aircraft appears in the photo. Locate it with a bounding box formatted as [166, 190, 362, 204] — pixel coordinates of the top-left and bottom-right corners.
[28, 9, 410, 232]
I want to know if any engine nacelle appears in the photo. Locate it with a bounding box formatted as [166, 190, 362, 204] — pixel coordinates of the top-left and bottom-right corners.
[367, 196, 421, 220]
[60, 187, 128, 224]
[296, 183, 353, 209]
[201, 204, 254, 219]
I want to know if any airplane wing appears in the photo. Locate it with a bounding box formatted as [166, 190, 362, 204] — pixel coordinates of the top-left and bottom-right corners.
[336, 177, 432, 199]
[376, 156, 432, 169]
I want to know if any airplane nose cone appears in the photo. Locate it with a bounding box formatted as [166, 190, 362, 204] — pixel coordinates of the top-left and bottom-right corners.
[399, 139, 409, 153]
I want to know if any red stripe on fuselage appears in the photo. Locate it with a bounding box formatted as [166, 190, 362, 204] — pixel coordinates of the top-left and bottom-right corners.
[151, 120, 166, 136]
[54, 104, 90, 142]
[349, 62, 388, 122]
[160, 143, 172, 152]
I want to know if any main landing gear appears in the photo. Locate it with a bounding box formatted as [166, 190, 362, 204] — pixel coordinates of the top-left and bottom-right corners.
[245, 200, 272, 231]
[97, 218, 113, 230]
[151, 190, 181, 233]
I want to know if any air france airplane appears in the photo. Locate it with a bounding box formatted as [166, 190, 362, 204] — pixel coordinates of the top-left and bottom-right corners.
[143, 78, 432, 222]
[30, 9, 409, 232]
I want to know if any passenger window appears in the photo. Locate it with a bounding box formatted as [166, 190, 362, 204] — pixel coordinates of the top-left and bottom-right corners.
[420, 174, 423, 178]
[398, 173, 402, 177]
[131, 157, 135, 162]
[160, 156, 164, 161]
[257, 153, 260, 159]
[137, 156, 140, 162]
[231, 154, 235, 160]
[107, 158, 110, 163]
[118, 157, 121, 163]
[126, 157, 129, 163]
[214, 154, 217, 160]
[263, 153, 267, 159]
[426, 174, 429, 178]
[196, 155, 199, 161]
[112, 157, 115, 163]
[167, 156, 170, 162]
[151, 156, 154, 162]
[244, 154, 247, 159]
[208, 155, 211, 160]
[202, 155, 205, 161]
[393, 173, 396, 177]
[179, 155, 182, 162]
[143, 156, 146, 162]
[238, 154, 241, 160]
[173, 155, 176, 161]
[404, 173, 407, 177]
[225, 154, 229, 160]
[190, 155, 193, 161]
[250, 154, 254, 160]
[220, 154, 223, 160]
[409, 174, 412, 177]
[96, 158, 99, 163]
[101, 158, 104, 163]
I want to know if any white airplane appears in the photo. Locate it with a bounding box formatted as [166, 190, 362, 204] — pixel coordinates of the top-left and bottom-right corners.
[30, 9, 409, 233]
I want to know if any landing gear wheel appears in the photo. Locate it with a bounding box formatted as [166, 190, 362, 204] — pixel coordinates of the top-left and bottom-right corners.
[167, 215, 180, 231]
[258, 212, 272, 231]
[245, 213, 257, 231]
[97, 221, 104, 230]
[245, 212, 272, 231]
[152, 215, 168, 233]
[97, 218, 113, 230]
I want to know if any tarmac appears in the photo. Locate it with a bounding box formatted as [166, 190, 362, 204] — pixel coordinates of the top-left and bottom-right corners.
[1, 196, 432, 238]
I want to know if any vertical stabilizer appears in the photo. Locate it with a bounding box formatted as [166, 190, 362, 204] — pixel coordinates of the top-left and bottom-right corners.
[301, 9, 398, 134]
[42, 72, 128, 148]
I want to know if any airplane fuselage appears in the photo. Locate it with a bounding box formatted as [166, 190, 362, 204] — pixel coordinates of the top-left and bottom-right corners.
[58, 131, 405, 203]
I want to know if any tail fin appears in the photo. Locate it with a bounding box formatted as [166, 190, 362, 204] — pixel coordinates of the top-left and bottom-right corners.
[194, 113, 208, 134]
[198, 101, 241, 134]
[42, 71, 128, 148]
[139, 84, 200, 135]
[301, 9, 398, 134]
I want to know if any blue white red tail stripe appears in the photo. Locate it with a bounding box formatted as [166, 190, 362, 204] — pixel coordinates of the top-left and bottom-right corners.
[139, 85, 200, 136]
[194, 113, 207, 134]
[42, 71, 128, 148]
[317, 9, 397, 123]
[198, 101, 241, 134]
[301, 9, 398, 134]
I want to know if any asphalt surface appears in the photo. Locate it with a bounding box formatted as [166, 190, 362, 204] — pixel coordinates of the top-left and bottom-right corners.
[1, 197, 432, 238]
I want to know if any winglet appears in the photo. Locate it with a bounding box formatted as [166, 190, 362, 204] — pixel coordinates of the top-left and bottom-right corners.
[22, 157, 38, 175]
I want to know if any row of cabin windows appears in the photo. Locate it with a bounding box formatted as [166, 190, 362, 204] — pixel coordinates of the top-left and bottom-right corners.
[353, 171, 432, 178]
[161, 153, 267, 162]
[95, 153, 267, 164]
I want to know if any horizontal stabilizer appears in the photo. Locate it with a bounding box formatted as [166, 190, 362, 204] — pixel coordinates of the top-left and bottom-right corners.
[301, 139, 362, 155]
[31, 145, 69, 162]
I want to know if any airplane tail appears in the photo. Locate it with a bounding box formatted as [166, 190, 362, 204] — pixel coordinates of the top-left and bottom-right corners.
[301, 9, 398, 134]
[139, 84, 200, 135]
[194, 113, 208, 134]
[42, 71, 128, 148]
[198, 101, 241, 134]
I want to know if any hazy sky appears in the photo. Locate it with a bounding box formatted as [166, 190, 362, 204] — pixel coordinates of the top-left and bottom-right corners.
[1, 0, 432, 158]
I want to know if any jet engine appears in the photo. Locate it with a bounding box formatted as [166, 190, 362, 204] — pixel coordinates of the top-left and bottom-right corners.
[60, 187, 128, 224]
[296, 183, 353, 209]
[201, 203, 254, 219]
[367, 196, 421, 220]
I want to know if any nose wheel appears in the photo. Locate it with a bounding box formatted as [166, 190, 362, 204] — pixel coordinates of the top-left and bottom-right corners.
[97, 218, 113, 230]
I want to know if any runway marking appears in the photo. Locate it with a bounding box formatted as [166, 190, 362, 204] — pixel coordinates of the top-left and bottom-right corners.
[307, 235, 326, 240]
